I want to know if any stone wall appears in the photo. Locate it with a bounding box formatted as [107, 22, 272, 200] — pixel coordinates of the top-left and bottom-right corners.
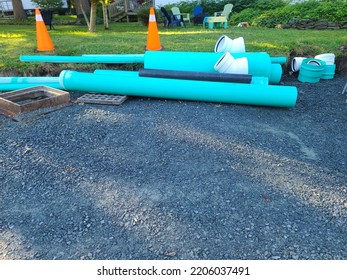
[279, 19, 347, 30]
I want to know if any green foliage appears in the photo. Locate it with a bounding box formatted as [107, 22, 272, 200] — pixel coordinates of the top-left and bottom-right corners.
[137, 7, 159, 26]
[256, 0, 288, 10]
[199, 0, 233, 15]
[31, 0, 64, 9]
[229, 8, 264, 25]
[162, 0, 233, 16]
[230, 0, 347, 27]
[0, 22, 346, 74]
[302, 0, 347, 21]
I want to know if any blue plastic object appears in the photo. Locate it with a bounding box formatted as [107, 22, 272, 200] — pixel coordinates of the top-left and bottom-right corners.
[193, 5, 206, 25]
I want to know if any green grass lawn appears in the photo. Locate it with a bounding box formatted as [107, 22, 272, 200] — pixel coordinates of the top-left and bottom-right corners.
[0, 21, 346, 75]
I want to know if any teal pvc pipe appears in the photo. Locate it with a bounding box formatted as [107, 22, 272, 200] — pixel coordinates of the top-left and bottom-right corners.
[20, 54, 145, 64]
[82, 54, 145, 62]
[270, 57, 287, 64]
[0, 77, 59, 83]
[93, 69, 269, 85]
[143, 51, 281, 84]
[269, 64, 283, 85]
[0, 77, 62, 91]
[94, 69, 139, 77]
[144, 51, 271, 76]
[0, 83, 62, 91]
[59, 70, 297, 108]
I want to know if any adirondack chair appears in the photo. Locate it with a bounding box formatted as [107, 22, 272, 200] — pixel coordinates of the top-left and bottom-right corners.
[214, 3, 233, 20]
[160, 7, 182, 28]
[171, 6, 189, 26]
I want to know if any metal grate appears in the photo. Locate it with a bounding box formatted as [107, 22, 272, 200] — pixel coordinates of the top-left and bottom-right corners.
[76, 94, 128, 105]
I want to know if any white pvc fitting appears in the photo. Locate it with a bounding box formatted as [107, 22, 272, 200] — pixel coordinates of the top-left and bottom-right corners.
[307, 59, 322, 66]
[314, 53, 335, 65]
[214, 52, 249, 74]
[291, 57, 307, 72]
[214, 35, 246, 53]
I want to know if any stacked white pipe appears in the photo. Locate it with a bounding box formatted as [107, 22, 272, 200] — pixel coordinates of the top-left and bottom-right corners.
[291, 53, 335, 80]
[212, 35, 285, 86]
[214, 35, 248, 75]
[291, 57, 307, 73]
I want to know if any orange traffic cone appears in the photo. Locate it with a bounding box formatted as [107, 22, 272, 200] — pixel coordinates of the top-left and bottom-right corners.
[35, 8, 54, 52]
[145, 7, 163, 51]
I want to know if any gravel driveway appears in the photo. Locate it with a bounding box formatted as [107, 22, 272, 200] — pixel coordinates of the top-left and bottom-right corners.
[0, 74, 346, 260]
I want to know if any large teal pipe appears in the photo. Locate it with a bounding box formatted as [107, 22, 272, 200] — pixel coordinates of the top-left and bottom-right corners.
[144, 51, 282, 84]
[144, 51, 270, 75]
[269, 64, 283, 86]
[59, 70, 297, 108]
[93, 69, 269, 85]
[92, 53, 282, 84]
[85, 52, 277, 80]
[94, 69, 139, 77]
[0, 77, 62, 91]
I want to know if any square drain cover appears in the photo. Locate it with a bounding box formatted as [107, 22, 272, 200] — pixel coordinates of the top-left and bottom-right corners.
[0, 86, 70, 117]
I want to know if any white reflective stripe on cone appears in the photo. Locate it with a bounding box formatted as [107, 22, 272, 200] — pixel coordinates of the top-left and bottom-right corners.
[149, 14, 156, 22]
[36, 14, 43, 21]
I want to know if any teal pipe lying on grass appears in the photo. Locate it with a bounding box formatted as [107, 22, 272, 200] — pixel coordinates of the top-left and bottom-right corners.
[0, 77, 62, 91]
[19, 54, 145, 64]
[59, 70, 297, 108]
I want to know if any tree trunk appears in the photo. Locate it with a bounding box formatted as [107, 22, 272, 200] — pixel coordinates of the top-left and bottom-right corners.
[12, 0, 27, 19]
[102, 1, 109, 30]
[89, 0, 98, 32]
[80, 1, 90, 29]
[74, 0, 90, 20]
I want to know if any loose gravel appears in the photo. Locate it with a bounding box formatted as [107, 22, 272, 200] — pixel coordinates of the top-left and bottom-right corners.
[0, 74, 346, 260]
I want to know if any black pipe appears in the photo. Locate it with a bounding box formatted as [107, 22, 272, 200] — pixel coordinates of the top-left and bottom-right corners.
[139, 68, 252, 84]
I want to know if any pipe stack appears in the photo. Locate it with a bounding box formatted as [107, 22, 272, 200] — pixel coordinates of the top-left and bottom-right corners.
[2, 36, 298, 108]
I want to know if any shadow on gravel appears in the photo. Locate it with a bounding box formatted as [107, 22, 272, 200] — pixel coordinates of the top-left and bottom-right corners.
[0, 75, 346, 260]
